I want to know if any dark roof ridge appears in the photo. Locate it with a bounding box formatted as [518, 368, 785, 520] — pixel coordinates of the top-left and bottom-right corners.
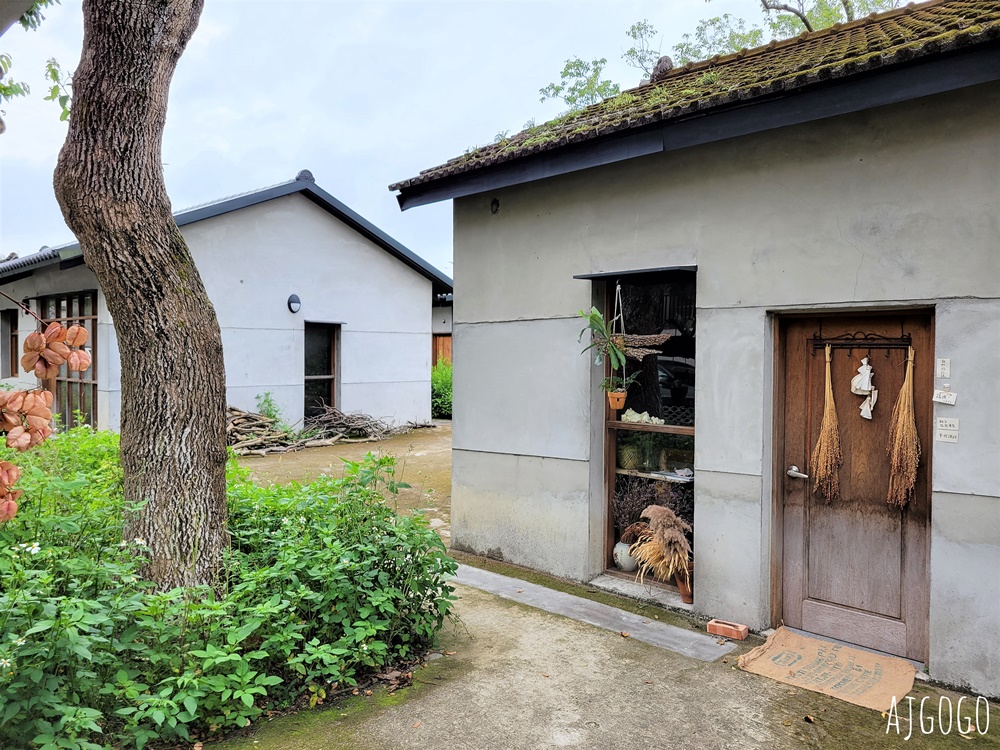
[1, 173, 453, 294]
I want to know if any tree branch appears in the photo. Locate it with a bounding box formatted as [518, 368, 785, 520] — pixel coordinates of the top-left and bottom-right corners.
[760, 0, 814, 32]
[841, 0, 856, 22]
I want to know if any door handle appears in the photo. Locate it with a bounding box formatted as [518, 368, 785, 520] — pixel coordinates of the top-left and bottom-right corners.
[787, 465, 809, 480]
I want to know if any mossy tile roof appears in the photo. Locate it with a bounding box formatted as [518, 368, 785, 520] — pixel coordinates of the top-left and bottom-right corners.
[390, 0, 1000, 193]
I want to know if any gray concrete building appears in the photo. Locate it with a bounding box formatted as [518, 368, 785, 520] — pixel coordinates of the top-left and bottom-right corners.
[391, 2, 1000, 696]
[0, 171, 452, 429]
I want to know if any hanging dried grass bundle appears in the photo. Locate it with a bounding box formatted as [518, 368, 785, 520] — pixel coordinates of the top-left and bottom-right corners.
[629, 505, 691, 585]
[887, 346, 921, 507]
[810, 344, 844, 503]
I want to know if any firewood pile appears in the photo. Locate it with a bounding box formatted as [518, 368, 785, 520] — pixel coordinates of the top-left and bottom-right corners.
[226, 404, 417, 456]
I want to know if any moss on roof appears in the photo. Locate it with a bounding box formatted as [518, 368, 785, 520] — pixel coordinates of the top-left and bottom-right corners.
[390, 0, 1000, 192]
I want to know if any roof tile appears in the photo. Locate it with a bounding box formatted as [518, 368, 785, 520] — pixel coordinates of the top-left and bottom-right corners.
[390, 0, 1000, 192]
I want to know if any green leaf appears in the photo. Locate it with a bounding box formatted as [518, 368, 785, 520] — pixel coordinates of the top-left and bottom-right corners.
[26, 620, 54, 634]
[241, 692, 254, 707]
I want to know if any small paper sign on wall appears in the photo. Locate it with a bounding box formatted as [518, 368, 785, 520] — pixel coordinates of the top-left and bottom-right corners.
[932, 389, 957, 405]
[935, 429, 959, 443]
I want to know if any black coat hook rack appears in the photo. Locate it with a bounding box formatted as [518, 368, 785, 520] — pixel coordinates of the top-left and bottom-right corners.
[811, 331, 911, 357]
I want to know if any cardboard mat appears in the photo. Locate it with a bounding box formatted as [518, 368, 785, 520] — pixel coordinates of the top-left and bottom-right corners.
[738, 626, 916, 711]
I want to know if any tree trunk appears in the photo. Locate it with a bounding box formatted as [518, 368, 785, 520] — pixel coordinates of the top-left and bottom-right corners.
[53, 0, 228, 590]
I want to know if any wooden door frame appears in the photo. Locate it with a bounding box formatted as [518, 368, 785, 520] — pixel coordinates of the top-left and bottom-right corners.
[768, 306, 935, 631]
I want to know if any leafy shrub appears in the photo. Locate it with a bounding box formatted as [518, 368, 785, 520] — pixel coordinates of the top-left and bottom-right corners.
[431, 361, 452, 419]
[0, 428, 456, 749]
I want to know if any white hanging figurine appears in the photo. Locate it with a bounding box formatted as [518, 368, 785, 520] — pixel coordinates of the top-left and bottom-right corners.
[850, 356, 878, 420]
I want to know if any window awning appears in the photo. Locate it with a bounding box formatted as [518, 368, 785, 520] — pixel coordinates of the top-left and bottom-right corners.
[573, 265, 696, 280]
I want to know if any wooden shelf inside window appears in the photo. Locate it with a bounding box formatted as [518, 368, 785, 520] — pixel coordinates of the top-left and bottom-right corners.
[607, 420, 694, 436]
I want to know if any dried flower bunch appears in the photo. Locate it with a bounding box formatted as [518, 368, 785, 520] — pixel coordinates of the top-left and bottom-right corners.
[613, 475, 657, 533]
[619, 521, 648, 545]
[629, 504, 692, 585]
[0, 316, 93, 523]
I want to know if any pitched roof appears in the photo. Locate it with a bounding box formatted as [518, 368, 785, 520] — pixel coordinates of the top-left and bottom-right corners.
[390, 0, 1000, 200]
[0, 171, 453, 295]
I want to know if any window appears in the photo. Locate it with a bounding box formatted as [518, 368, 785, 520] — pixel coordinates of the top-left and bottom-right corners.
[605, 270, 696, 585]
[1, 309, 18, 378]
[304, 323, 338, 418]
[37, 291, 98, 428]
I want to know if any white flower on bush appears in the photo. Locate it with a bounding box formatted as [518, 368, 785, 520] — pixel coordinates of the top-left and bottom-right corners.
[27, 542, 39, 555]
[0, 659, 10, 668]
[133, 538, 146, 546]
[360, 644, 368, 651]
[15, 638, 24, 646]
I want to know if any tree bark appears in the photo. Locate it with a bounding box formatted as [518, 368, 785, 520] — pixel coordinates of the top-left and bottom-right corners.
[53, 0, 228, 590]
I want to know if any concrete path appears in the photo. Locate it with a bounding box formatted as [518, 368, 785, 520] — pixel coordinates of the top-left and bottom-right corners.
[454, 564, 734, 661]
[220, 574, 995, 750]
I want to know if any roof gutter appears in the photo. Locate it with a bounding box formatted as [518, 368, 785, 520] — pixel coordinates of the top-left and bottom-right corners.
[395, 45, 1000, 211]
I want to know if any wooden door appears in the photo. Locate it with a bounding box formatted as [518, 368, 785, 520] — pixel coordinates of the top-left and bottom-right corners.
[779, 313, 932, 661]
[38, 291, 99, 428]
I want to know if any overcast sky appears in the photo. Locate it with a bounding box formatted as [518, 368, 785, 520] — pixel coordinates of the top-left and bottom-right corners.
[0, 0, 752, 277]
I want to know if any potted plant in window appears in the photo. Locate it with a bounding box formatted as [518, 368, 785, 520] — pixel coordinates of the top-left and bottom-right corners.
[601, 372, 639, 411]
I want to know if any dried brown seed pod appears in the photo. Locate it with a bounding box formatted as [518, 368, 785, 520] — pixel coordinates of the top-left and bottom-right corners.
[43, 322, 67, 343]
[0, 497, 17, 523]
[24, 331, 46, 353]
[6, 391, 25, 412]
[40, 347, 66, 366]
[25, 415, 49, 430]
[65, 325, 89, 347]
[69, 350, 92, 373]
[6, 426, 30, 452]
[21, 352, 40, 370]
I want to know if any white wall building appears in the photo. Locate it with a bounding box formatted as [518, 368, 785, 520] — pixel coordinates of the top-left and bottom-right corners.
[0, 170, 452, 429]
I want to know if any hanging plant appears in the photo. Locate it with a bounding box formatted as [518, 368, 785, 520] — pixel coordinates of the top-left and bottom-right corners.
[887, 346, 920, 507]
[578, 306, 627, 370]
[810, 344, 843, 503]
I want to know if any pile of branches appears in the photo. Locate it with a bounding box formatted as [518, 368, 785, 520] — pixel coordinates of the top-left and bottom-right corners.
[226, 404, 418, 456]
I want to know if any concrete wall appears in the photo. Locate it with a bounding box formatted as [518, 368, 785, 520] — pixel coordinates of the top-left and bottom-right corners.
[451, 82, 1000, 694]
[1, 193, 435, 429]
[432, 305, 452, 335]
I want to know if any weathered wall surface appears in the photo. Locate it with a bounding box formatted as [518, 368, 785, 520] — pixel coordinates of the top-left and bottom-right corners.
[452, 82, 999, 694]
[1, 193, 434, 429]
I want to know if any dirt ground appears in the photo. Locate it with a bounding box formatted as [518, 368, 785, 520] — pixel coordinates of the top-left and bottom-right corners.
[238, 419, 452, 540]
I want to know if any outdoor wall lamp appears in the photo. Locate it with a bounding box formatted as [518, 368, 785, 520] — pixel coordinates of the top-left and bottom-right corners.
[287, 294, 301, 313]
